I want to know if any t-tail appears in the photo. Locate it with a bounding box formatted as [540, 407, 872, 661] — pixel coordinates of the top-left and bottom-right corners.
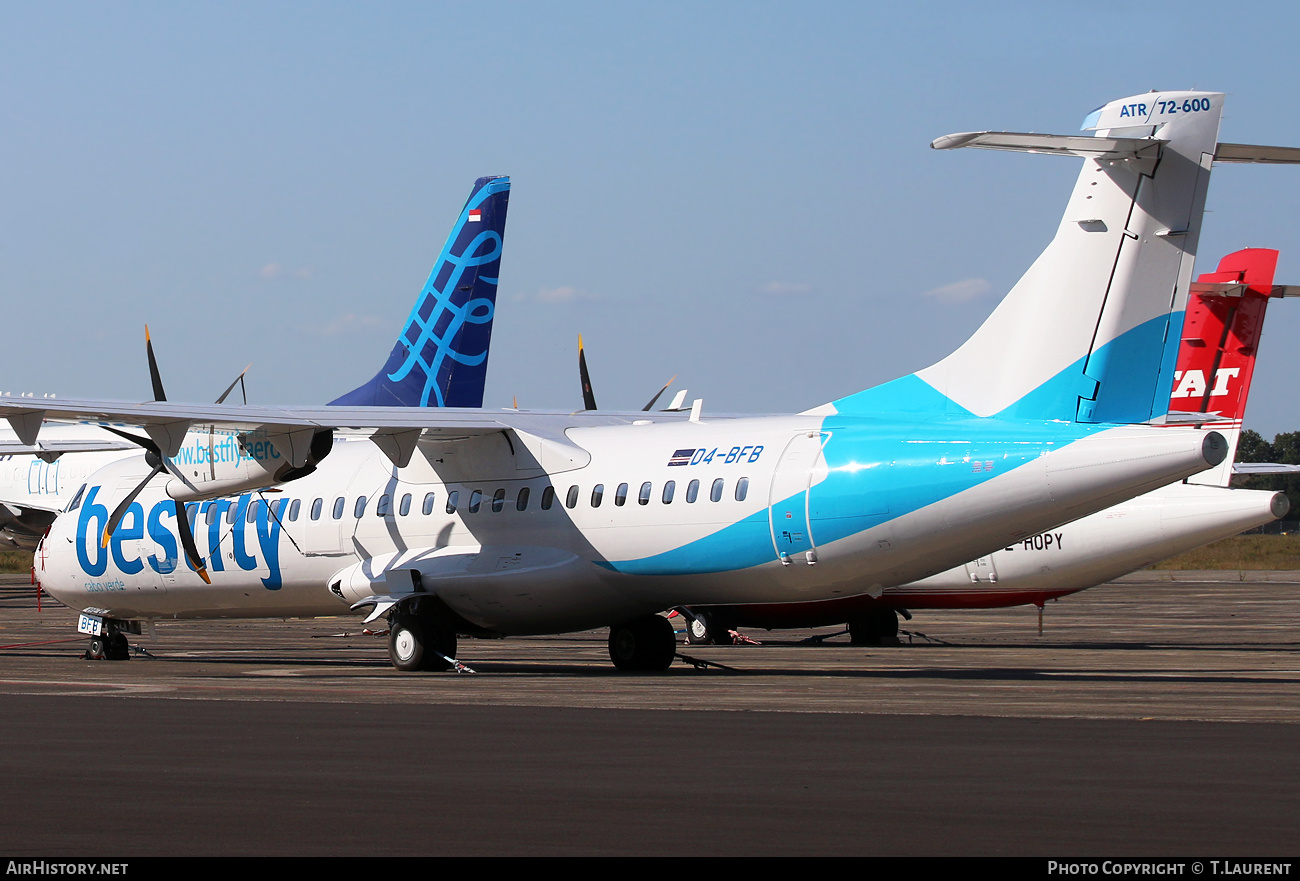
[330, 175, 511, 408]
[1169, 247, 1300, 486]
[833, 91, 1300, 424]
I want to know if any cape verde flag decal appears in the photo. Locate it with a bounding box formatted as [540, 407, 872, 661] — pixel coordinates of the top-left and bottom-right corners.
[668, 448, 695, 466]
[468, 208, 482, 222]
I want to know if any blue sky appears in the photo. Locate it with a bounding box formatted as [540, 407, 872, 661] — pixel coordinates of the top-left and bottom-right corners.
[3, 2, 1300, 436]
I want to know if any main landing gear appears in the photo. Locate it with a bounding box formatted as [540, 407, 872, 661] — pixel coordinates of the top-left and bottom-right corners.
[608, 615, 677, 671]
[847, 608, 901, 646]
[82, 619, 135, 661]
[387, 601, 458, 672]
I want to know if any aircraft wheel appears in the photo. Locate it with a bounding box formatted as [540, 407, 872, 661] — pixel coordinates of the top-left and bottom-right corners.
[85, 637, 107, 660]
[106, 632, 131, 661]
[421, 616, 456, 672]
[686, 614, 711, 645]
[876, 608, 900, 640]
[848, 609, 899, 646]
[389, 617, 429, 672]
[609, 615, 676, 671]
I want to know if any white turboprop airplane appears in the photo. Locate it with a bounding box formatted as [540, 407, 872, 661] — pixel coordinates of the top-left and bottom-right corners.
[0, 176, 513, 554]
[682, 247, 1300, 644]
[0, 423, 136, 550]
[16, 90, 1300, 673]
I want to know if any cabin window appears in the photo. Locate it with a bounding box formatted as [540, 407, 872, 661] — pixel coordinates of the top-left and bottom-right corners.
[686, 479, 700, 503]
[423, 493, 436, 515]
[566, 485, 579, 509]
[376, 494, 391, 517]
[735, 477, 749, 502]
[289, 499, 301, 522]
[247, 500, 260, 523]
[446, 491, 459, 514]
[206, 504, 218, 526]
[615, 483, 628, 506]
[311, 498, 323, 521]
[332, 497, 345, 519]
[662, 480, 675, 504]
[638, 482, 652, 506]
[354, 496, 367, 518]
[399, 493, 412, 516]
[591, 484, 604, 507]
[541, 486, 555, 510]
[225, 504, 237, 525]
[710, 479, 724, 502]
[516, 487, 530, 511]
[492, 488, 506, 513]
[468, 490, 482, 513]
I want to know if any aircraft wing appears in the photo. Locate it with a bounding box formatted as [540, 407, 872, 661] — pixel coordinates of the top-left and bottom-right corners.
[0, 439, 137, 455]
[0, 395, 694, 466]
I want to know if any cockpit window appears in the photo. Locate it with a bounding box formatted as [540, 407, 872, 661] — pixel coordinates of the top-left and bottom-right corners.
[66, 484, 87, 513]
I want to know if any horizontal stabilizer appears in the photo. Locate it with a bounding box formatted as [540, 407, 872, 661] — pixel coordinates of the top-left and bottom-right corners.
[1214, 143, 1300, 164]
[931, 130, 1162, 165]
[1189, 281, 1300, 299]
[1154, 411, 1226, 424]
[1233, 463, 1300, 475]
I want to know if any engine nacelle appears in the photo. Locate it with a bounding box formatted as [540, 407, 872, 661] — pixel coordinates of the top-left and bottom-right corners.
[163, 427, 333, 503]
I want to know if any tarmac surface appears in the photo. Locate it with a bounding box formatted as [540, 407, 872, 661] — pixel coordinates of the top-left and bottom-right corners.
[0, 571, 1296, 856]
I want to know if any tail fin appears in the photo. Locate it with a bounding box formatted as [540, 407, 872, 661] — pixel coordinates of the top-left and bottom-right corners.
[330, 175, 510, 408]
[1170, 248, 1279, 486]
[835, 91, 1226, 422]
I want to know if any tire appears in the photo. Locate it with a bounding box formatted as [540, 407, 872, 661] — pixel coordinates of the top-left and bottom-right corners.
[389, 617, 428, 672]
[609, 615, 676, 672]
[389, 614, 456, 672]
[86, 637, 107, 660]
[686, 614, 711, 645]
[874, 608, 899, 640]
[422, 617, 456, 672]
[106, 632, 130, 661]
[848, 609, 898, 646]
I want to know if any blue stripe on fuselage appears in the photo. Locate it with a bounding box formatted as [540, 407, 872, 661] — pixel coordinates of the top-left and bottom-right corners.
[599, 415, 1101, 576]
[599, 312, 1191, 576]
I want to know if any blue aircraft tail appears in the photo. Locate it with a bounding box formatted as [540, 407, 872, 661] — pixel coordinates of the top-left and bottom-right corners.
[330, 175, 511, 408]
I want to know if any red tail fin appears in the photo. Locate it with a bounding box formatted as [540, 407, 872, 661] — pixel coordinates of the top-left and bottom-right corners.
[1168, 248, 1278, 422]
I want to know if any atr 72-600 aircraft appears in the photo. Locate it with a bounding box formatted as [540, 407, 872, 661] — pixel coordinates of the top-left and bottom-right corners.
[15, 90, 1300, 673]
[683, 247, 1299, 645]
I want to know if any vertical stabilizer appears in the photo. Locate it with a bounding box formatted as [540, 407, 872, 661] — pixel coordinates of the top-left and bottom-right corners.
[1169, 248, 1278, 486]
[842, 92, 1226, 423]
[330, 175, 511, 408]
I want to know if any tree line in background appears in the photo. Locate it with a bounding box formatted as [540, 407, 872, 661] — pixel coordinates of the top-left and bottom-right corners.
[1235, 430, 1300, 517]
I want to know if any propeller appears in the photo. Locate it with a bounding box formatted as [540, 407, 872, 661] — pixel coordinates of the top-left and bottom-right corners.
[215, 364, 251, 405]
[577, 336, 680, 412]
[98, 327, 211, 584]
[641, 374, 677, 412]
[578, 334, 597, 411]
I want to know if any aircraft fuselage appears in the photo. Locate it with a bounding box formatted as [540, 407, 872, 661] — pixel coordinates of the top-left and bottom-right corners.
[38, 414, 1224, 635]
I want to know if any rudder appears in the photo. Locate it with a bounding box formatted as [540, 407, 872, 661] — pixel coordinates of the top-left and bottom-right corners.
[330, 175, 511, 408]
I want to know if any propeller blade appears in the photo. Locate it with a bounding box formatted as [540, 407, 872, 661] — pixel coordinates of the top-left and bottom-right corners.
[215, 364, 252, 405]
[642, 375, 677, 411]
[101, 462, 164, 548]
[173, 499, 210, 584]
[99, 425, 161, 458]
[145, 325, 167, 402]
[578, 334, 597, 411]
